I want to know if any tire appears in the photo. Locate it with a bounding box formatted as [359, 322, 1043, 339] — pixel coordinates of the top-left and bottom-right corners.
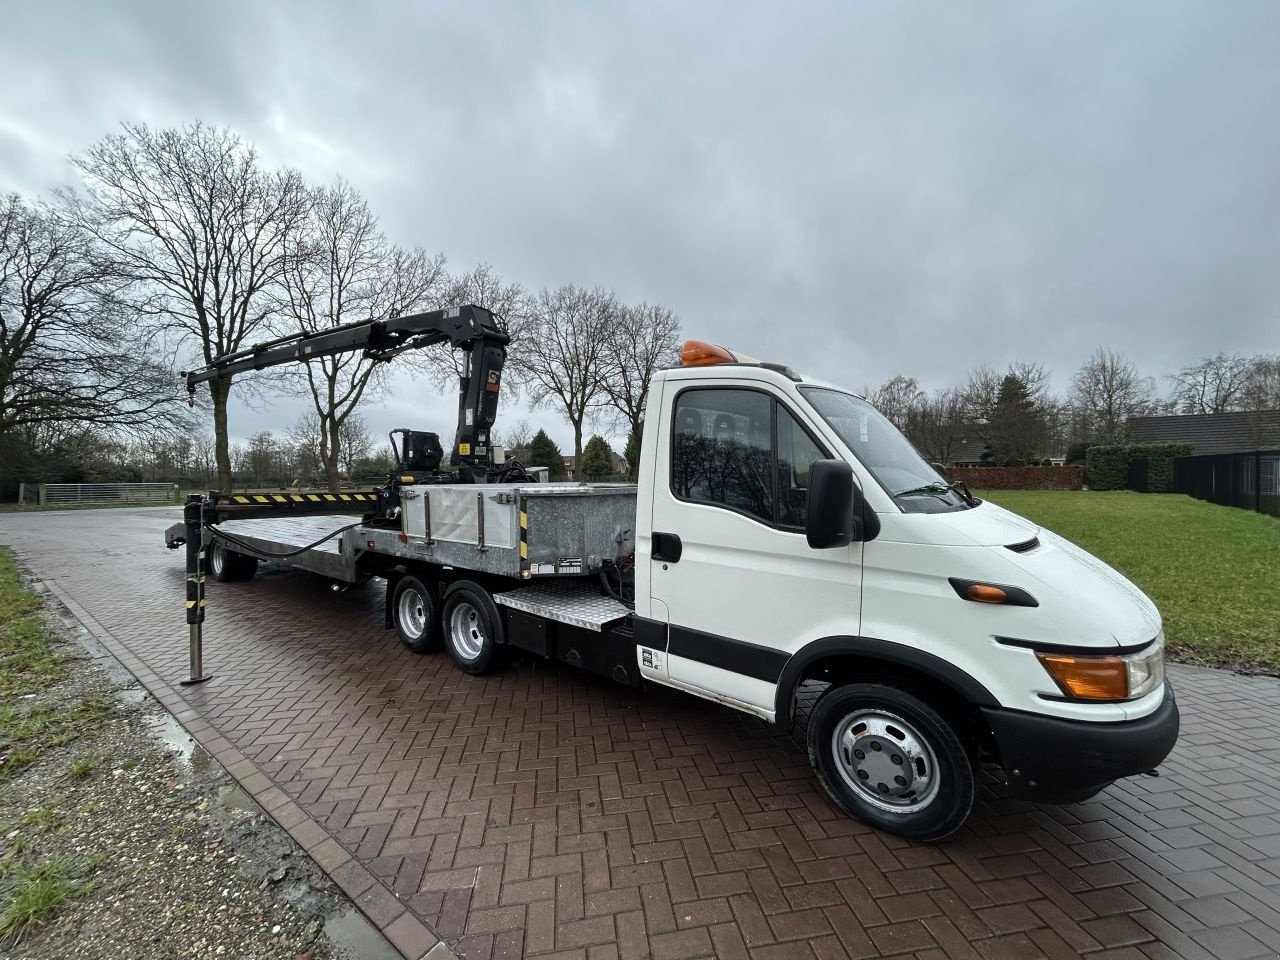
[208, 540, 258, 582]
[807, 682, 975, 843]
[392, 575, 441, 653]
[440, 580, 504, 675]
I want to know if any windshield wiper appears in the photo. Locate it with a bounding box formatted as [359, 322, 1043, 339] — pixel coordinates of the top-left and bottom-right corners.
[894, 480, 979, 507]
[893, 483, 950, 498]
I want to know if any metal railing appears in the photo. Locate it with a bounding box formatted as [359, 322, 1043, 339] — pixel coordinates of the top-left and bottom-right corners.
[35, 482, 179, 505]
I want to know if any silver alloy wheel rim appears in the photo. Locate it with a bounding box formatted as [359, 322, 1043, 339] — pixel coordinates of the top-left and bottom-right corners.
[398, 587, 428, 640]
[831, 708, 941, 813]
[448, 602, 485, 661]
[209, 543, 224, 576]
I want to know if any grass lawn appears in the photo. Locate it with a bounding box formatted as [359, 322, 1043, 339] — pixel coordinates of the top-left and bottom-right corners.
[983, 490, 1280, 672]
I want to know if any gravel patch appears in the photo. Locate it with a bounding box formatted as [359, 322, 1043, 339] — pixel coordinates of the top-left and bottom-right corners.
[0, 566, 398, 960]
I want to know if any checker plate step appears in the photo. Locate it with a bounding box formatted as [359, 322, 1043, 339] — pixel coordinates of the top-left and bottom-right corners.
[494, 579, 630, 632]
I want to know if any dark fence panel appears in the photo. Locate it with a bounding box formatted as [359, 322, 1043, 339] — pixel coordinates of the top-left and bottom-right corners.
[1173, 450, 1280, 518]
[1127, 458, 1149, 493]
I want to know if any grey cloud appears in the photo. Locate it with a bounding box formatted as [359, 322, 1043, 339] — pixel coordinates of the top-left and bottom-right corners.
[2, 1, 1278, 450]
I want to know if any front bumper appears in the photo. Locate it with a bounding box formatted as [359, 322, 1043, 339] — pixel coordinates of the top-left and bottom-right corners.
[982, 685, 1179, 803]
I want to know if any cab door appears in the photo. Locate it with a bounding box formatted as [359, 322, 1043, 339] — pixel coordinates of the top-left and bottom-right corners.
[648, 382, 862, 717]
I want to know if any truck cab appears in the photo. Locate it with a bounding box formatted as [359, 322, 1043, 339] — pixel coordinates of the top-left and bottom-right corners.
[630, 342, 1178, 841]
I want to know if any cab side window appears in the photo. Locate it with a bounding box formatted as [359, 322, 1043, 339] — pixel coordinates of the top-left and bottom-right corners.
[671, 389, 773, 523]
[671, 388, 829, 527]
[777, 406, 825, 528]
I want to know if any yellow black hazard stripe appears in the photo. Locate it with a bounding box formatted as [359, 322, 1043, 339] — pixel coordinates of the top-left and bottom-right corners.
[226, 493, 379, 506]
[519, 497, 529, 574]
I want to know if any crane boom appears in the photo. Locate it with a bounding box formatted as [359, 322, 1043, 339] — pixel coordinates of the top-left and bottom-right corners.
[182, 304, 510, 481]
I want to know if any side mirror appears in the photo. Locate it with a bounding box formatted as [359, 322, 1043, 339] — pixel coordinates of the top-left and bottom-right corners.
[931, 461, 947, 478]
[806, 460, 861, 549]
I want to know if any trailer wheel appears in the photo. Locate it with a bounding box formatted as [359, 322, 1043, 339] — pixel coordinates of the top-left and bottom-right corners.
[440, 581, 504, 675]
[208, 541, 258, 582]
[807, 682, 974, 843]
[392, 576, 441, 653]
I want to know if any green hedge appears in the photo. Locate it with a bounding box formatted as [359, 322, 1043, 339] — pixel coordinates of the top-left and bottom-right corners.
[1086, 443, 1193, 492]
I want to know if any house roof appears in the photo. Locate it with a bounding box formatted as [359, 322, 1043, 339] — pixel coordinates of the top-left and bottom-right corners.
[1129, 410, 1280, 455]
[949, 436, 989, 464]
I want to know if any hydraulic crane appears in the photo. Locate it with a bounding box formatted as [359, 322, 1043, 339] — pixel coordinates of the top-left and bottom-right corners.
[173, 303, 529, 684]
[183, 303, 517, 486]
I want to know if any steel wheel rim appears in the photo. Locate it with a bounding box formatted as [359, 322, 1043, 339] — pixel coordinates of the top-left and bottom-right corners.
[398, 587, 428, 640]
[831, 708, 941, 813]
[209, 542, 224, 577]
[448, 602, 485, 661]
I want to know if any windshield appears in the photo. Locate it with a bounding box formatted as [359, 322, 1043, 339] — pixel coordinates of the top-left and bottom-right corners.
[798, 387, 972, 512]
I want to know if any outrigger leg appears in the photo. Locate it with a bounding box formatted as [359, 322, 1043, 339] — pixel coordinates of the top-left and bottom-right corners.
[181, 495, 212, 686]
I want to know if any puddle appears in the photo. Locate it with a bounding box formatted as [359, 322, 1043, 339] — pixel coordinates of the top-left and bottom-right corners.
[325, 907, 406, 960]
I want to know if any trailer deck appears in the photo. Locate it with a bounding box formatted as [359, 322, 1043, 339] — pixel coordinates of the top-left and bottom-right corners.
[212, 515, 358, 581]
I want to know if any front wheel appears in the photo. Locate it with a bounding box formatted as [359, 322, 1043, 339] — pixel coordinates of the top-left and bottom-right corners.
[440, 581, 504, 675]
[807, 683, 975, 843]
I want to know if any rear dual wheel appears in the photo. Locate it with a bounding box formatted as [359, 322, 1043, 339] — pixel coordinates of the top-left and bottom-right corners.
[441, 581, 504, 675]
[392, 576, 504, 676]
[393, 576, 442, 653]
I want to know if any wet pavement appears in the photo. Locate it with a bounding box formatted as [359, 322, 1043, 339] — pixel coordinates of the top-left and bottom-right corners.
[4, 506, 1280, 960]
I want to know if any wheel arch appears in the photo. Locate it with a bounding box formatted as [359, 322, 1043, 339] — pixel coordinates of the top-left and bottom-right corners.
[775, 636, 999, 732]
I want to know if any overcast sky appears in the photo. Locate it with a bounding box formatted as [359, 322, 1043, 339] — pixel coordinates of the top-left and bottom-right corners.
[3, 1, 1278, 453]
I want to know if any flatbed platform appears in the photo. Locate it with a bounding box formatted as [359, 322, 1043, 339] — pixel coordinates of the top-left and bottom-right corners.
[164, 514, 362, 582]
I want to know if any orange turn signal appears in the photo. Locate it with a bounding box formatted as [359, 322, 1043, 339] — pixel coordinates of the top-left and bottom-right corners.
[681, 339, 736, 367]
[966, 584, 1007, 603]
[1036, 652, 1128, 701]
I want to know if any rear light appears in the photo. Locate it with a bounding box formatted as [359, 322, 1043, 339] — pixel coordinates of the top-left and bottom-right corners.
[1036, 635, 1165, 702]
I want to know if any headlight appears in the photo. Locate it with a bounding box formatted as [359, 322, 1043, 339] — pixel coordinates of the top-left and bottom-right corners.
[1123, 634, 1165, 700]
[1036, 635, 1165, 702]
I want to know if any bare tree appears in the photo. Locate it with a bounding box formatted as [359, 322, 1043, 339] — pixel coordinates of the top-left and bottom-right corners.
[959, 366, 1002, 427]
[287, 412, 324, 484]
[600, 301, 681, 460]
[429, 263, 530, 389]
[193, 433, 217, 485]
[228, 442, 247, 483]
[514, 285, 615, 479]
[904, 389, 968, 465]
[245, 430, 281, 487]
[280, 180, 443, 490]
[866, 375, 925, 432]
[1241, 354, 1280, 412]
[495, 416, 534, 456]
[1069, 348, 1154, 444]
[0, 194, 183, 494]
[64, 122, 311, 491]
[1169, 353, 1255, 414]
[338, 413, 373, 479]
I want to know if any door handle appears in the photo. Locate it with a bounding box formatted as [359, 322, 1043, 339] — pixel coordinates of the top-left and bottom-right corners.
[652, 532, 682, 563]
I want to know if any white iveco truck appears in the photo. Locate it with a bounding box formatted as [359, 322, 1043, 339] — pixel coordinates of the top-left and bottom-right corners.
[168, 308, 1178, 842]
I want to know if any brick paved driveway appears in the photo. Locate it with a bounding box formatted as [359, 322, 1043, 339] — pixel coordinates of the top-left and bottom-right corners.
[4, 507, 1280, 960]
